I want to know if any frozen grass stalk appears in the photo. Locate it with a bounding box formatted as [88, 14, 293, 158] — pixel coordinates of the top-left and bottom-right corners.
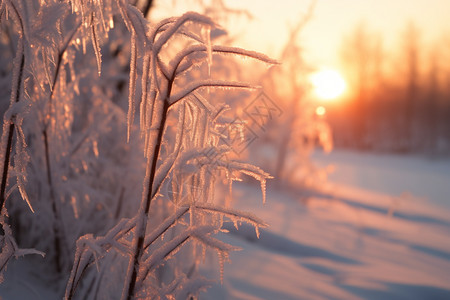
[0, 1, 24, 214]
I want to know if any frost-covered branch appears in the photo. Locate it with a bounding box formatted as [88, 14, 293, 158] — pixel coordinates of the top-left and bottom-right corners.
[0, 215, 44, 279]
[0, 0, 25, 214]
[49, 21, 82, 100]
[169, 80, 258, 106]
[153, 12, 214, 55]
[171, 44, 279, 77]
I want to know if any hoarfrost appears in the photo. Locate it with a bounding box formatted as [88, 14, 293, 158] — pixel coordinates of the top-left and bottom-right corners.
[0, 3, 276, 298]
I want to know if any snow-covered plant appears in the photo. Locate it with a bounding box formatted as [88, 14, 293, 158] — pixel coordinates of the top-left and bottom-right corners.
[65, 9, 276, 299]
[0, 0, 54, 277]
[256, 3, 333, 187]
[0, 0, 142, 275]
[0, 0, 276, 298]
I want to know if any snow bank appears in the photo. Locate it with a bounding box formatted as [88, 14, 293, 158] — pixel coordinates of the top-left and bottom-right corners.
[202, 150, 450, 299]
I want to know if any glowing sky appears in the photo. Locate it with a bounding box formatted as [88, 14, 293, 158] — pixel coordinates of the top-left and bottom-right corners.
[151, 0, 450, 69]
[225, 0, 450, 67]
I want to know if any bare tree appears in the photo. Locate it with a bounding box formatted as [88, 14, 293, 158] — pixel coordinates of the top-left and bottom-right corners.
[402, 21, 421, 150]
[340, 23, 374, 149]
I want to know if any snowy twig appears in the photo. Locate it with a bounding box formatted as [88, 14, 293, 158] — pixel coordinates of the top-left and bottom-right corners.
[0, 0, 25, 214]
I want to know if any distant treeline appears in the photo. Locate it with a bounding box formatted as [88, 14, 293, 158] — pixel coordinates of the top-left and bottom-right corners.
[328, 22, 450, 155]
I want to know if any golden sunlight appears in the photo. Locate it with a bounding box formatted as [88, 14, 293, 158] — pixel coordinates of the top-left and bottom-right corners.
[315, 106, 326, 116]
[310, 69, 346, 100]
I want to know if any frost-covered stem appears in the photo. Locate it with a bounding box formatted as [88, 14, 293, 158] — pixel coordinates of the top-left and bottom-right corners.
[42, 20, 81, 272]
[66, 251, 83, 300]
[0, 123, 15, 214]
[0, 1, 25, 213]
[0, 42, 24, 214]
[123, 98, 170, 300]
[42, 129, 66, 272]
[49, 21, 82, 100]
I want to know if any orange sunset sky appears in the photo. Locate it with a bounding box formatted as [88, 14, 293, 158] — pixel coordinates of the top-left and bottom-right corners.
[151, 0, 450, 70]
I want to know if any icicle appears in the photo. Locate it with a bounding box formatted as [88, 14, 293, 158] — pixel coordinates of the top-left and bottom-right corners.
[140, 53, 151, 135]
[90, 13, 102, 76]
[4, 3, 8, 21]
[139, 97, 146, 138]
[192, 240, 199, 266]
[98, 0, 107, 33]
[201, 244, 207, 263]
[12, 117, 32, 213]
[232, 219, 238, 230]
[254, 226, 260, 239]
[82, 160, 88, 171]
[218, 251, 225, 284]
[81, 27, 87, 54]
[202, 25, 212, 76]
[144, 129, 150, 158]
[117, 0, 132, 32]
[18, 179, 33, 213]
[92, 140, 99, 158]
[71, 195, 79, 219]
[127, 32, 137, 142]
[219, 214, 224, 229]
[261, 178, 267, 204]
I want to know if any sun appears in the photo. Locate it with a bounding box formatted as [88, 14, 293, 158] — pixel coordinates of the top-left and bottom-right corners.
[310, 69, 346, 100]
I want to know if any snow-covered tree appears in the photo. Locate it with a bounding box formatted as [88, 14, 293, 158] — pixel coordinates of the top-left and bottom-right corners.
[253, 3, 332, 187]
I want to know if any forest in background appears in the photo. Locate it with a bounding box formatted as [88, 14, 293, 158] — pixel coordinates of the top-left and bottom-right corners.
[328, 22, 450, 154]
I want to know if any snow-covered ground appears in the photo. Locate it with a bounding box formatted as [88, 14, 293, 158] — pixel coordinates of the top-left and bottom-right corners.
[312, 150, 450, 209]
[203, 150, 450, 299]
